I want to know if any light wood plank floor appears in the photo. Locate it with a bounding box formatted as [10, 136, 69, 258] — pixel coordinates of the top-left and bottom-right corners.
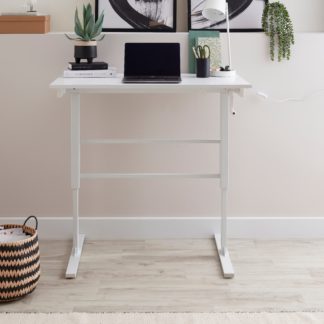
[1, 239, 324, 313]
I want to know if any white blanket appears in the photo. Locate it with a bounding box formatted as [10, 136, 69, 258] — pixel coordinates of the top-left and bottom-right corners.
[0, 227, 30, 243]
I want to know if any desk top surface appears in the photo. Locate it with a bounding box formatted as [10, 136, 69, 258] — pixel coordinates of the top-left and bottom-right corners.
[50, 74, 251, 93]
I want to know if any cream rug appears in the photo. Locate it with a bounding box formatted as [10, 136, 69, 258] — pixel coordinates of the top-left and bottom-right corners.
[1, 313, 324, 324]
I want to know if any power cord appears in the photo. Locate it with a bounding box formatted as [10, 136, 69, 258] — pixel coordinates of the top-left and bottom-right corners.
[256, 89, 324, 103]
[231, 88, 324, 116]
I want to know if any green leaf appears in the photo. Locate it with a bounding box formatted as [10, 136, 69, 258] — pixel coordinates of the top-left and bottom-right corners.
[82, 4, 87, 25]
[95, 34, 105, 41]
[93, 11, 104, 38]
[85, 15, 95, 39]
[84, 4, 93, 27]
[74, 8, 84, 38]
[65, 33, 76, 40]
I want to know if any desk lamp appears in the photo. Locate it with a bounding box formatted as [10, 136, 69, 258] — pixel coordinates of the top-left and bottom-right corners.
[202, 0, 236, 77]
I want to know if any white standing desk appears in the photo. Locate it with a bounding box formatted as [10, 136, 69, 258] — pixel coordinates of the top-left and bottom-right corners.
[50, 74, 251, 279]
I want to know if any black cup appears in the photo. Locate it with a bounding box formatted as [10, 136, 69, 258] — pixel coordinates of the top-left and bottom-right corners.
[196, 58, 210, 78]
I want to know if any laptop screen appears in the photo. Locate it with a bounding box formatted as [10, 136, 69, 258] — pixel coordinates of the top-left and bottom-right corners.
[124, 43, 181, 77]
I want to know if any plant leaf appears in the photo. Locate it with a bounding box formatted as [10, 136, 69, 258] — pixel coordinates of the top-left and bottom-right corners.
[74, 8, 84, 38]
[65, 33, 76, 40]
[85, 15, 95, 40]
[75, 22, 84, 39]
[82, 4, 87, 27]
[95, 34, 105, 41]
[93, 11, 104, 38]
[84, 4, 92, 28]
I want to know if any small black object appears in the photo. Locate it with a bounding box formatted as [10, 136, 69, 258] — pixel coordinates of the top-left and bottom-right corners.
[74, 45, 97, 63]
[196, 58, 210, 78]
[220, 66, 231, 72]
[69, 61, 108, 70]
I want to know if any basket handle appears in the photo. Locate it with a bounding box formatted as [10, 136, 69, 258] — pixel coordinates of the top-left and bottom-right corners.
[23, 215, 38, 230]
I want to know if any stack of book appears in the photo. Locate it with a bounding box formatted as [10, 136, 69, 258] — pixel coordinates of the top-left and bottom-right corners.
[63, 61, 117, 78]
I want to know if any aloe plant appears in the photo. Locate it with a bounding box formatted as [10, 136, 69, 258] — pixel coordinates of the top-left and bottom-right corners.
[66, 4, 104, 42]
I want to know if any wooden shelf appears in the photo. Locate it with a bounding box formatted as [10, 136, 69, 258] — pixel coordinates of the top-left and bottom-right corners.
[0, 15, 50, 34]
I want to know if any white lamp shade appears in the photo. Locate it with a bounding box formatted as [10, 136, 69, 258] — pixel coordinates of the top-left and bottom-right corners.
[202, 0, 226, 21]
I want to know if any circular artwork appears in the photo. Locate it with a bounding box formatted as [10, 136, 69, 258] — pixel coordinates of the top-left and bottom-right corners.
[106, 0, 174, 30]
[189, 0, 266, 31]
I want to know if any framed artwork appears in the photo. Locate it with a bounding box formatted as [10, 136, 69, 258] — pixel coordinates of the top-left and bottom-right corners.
[95, 0, 177, 32]
[188, 0, 267, 32]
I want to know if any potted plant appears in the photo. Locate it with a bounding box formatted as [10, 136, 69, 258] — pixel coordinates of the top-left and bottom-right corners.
[66, 4, 104, 63]
[262, 1, 294, 62]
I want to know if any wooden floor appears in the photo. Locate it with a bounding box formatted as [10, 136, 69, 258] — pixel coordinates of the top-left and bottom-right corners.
[1, 239, 324, 313]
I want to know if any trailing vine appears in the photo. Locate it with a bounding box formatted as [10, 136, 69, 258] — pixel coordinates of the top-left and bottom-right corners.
[262, 1, 294, 61]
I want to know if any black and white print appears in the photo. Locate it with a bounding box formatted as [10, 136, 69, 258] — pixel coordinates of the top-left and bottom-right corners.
[189, 0, 267, 32]
[96, 0, 176, 32]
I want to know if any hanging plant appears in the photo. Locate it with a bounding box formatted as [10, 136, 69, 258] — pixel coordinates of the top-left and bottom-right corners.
[262, 1, 294, 62]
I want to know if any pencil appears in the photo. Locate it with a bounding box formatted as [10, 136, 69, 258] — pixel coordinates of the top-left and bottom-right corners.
[192, 47, 199, 59]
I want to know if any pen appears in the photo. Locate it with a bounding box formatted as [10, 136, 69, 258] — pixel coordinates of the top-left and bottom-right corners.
[192, 46, 199, 59]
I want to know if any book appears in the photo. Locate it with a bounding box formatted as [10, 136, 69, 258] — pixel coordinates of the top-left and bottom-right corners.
[197, 37, 222, 76]
[63, 68, 117, 78]
[68, 61, 108, 70]
[188, 30, 220, 73]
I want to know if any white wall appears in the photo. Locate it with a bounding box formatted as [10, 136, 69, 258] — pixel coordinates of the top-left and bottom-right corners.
[0, 32, 323, 222]
[0, 0, 324, 32]
[282, 0, 324, 32]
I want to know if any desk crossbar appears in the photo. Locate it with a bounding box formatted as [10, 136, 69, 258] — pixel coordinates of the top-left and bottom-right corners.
[81, 139, 221, 145]
[81, 173, 220, 179]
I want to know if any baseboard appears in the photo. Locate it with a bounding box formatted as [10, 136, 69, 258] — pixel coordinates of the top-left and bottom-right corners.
[1, 216, 324, 240]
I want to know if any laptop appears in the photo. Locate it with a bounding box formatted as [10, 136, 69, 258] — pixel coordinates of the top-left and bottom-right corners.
[123, 43, 181, 84]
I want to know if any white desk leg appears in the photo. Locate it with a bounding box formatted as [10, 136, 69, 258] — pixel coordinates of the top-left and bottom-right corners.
[66, 92, 85, 279]
[215, 90, 234, 279]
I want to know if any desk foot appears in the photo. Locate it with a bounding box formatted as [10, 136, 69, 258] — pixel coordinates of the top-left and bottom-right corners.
[214, 234, 234, 279]
[66, 234, 85, 279]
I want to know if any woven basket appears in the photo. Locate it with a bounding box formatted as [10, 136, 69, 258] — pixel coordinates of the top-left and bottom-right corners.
[0, 216, 40, 302]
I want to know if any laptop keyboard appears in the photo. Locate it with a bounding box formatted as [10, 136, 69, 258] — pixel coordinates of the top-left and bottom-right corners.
[123, 76, 181, 83]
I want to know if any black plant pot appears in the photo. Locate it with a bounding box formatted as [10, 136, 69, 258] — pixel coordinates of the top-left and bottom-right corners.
[74, 41, 97, 63]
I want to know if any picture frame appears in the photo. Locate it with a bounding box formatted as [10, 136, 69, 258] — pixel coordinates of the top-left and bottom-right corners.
[95, 0, 177, 32]
[188, 0, 268, 32]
